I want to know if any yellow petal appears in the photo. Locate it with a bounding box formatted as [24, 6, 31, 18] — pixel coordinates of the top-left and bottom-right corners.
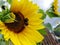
[10, 33, 21, 45]
[20, 2, 39, 17]
[23, 27, 44, 43]
[18, 33, 35, 45]
[11, 0, 25, 12]
[28, 24, 45, 30]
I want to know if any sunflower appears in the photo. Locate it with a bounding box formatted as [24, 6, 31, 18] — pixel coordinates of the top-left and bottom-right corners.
[0, 0, 45, 45]
[54, 0, 60, 16]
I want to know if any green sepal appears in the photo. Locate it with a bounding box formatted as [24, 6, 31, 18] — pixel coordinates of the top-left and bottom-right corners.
[38, 9, 46, 19]
[1, 13, 16, 23]
[44, 23, 52, 31]
[38, 29, 47, 36]
[0, 6, 16, 23]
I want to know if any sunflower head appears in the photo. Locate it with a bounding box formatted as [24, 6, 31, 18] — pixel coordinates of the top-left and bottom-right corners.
[0, 0, 45, 45]
[54, 0, 60, 16]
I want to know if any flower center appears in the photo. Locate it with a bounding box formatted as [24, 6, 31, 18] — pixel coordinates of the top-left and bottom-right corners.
[5, 12, 28, 33]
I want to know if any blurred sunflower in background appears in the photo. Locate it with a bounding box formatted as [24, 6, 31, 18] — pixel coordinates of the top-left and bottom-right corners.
[46, 0, 60, 17]
[0, 0, 45, 45]
[54, 0, 60, 16]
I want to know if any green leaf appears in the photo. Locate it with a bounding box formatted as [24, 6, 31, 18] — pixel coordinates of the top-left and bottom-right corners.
[1, 13, 11, 22]
[54, 24, 60, 31]
[2, 7, 10, 15]
[7, 0, 12, 4]
[0, 12, 3, 20]
[3, 13, 16, 23]
[1, 41, 6, 45]
[0, 34, 4, 40]
[41, 14, 46, 19]
[38, 9, 44, 13]
[44, 23, 52, 30]
[0, 34, 6, 45]
[38, 29, 47, 35]
[37, 43, 41, 45]
[46, 10, 58, 18]
[0, 34, 14, 45]
[38, 9, 46, 19]
[5, 41, 9, 45]
[0, 30, 14, 45]
[54, 24, 60, 37]
[0, 7, 16, 23]
[46, 4, 58, 18]
[6, 39, 14, 45]
[37, 42, 43, 45]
